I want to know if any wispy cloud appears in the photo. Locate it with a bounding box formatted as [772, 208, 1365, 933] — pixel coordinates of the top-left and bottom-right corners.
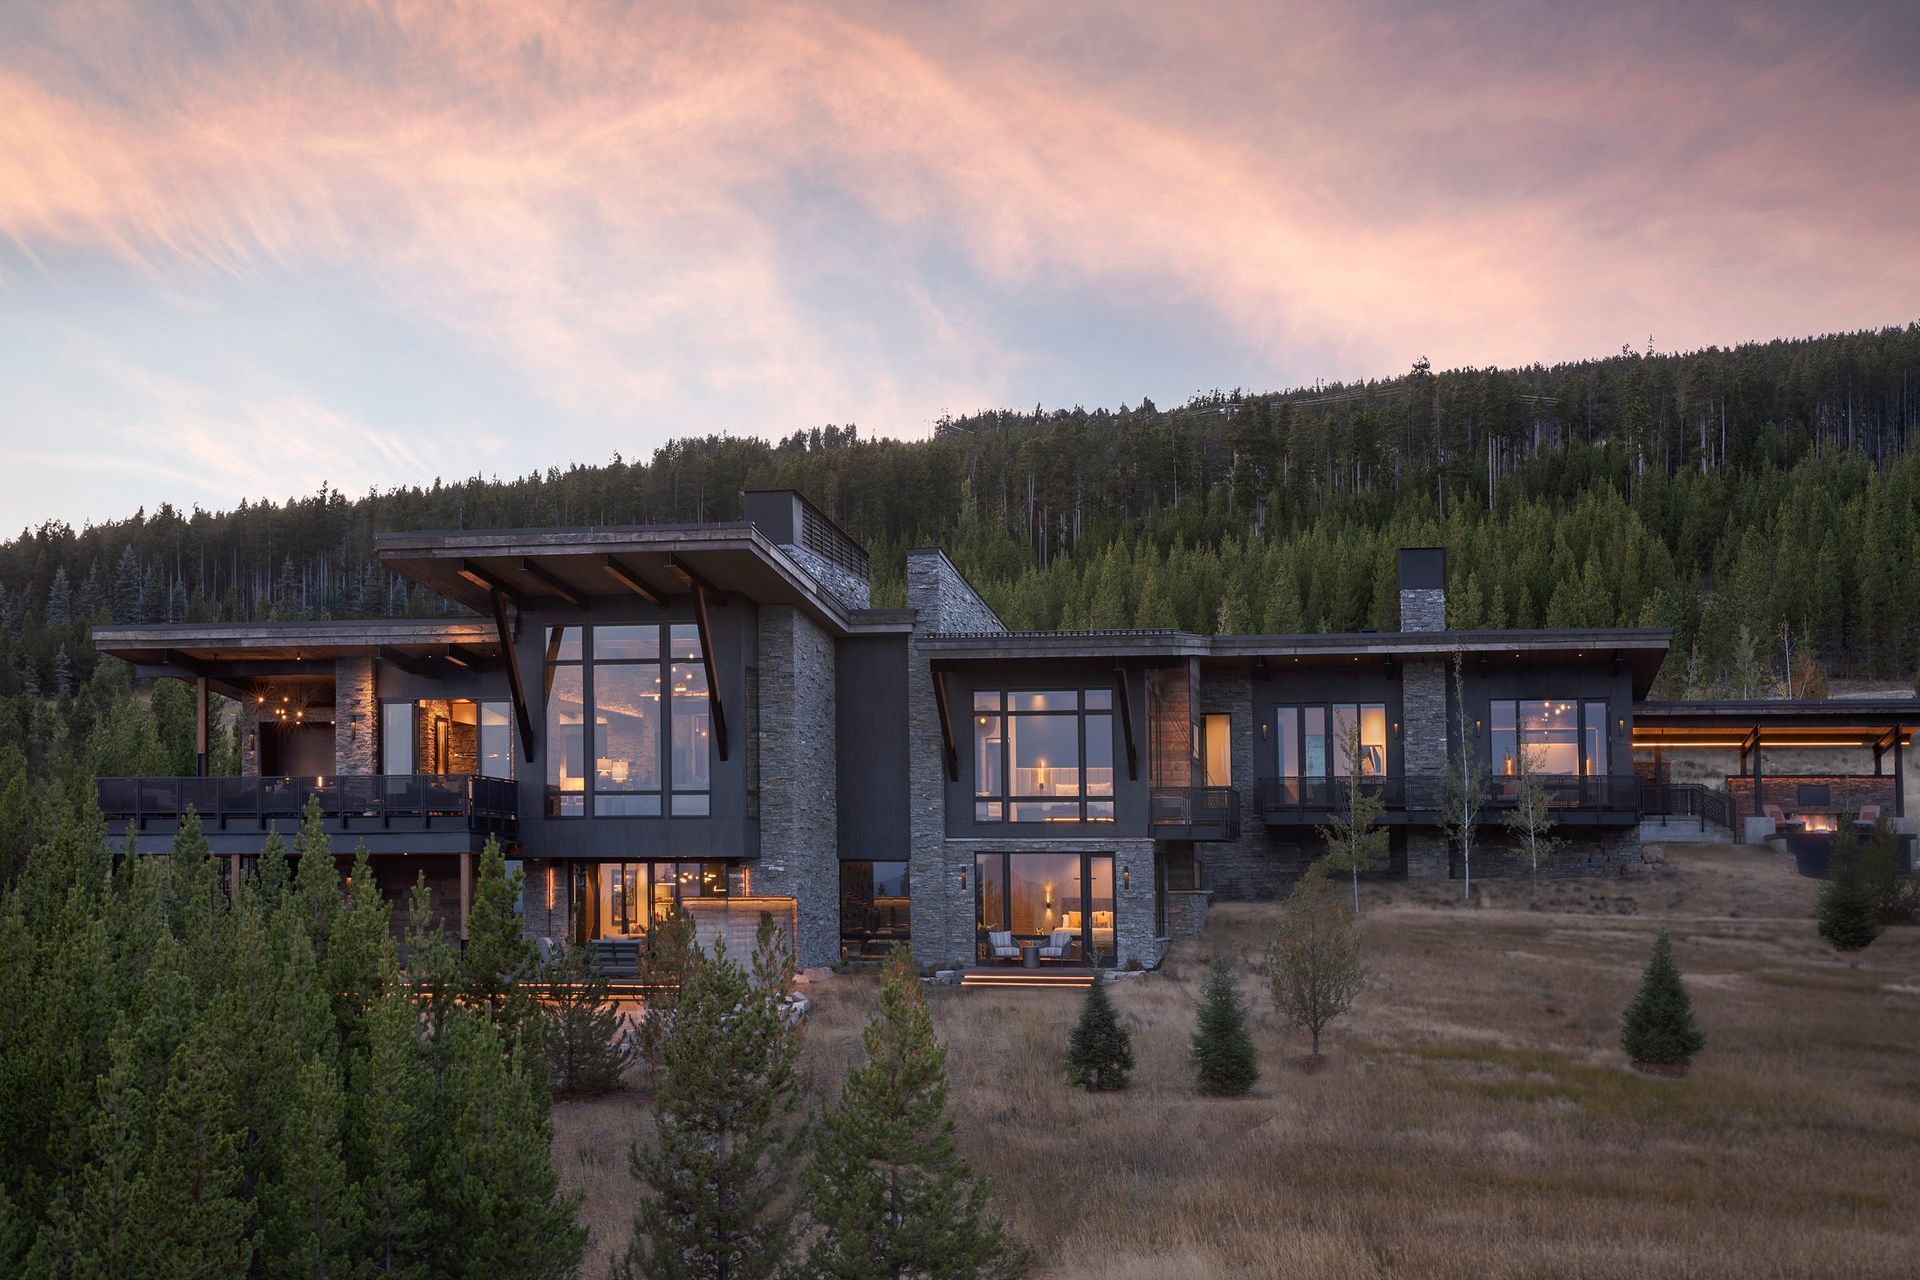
[1, 0, 1917, 525]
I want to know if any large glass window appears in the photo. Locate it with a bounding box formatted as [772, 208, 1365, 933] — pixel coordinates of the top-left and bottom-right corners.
[581, 860, 742, 941]
[1275, 703, 1387, 780]
[972, 688, 1117, 823]
[381, 701, 415, 774]
[974, 851, 1117, 967]
[840, 860, 910, 959]
[544, 622, 712, 818]
[545, 637, 585, 815]
[1489, 698, 1602, 776]
[1202, 713, 1232, 787]
[478, 701, 513, 778]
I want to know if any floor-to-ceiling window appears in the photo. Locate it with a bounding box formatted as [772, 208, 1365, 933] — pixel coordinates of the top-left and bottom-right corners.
[573, 860, 745, 941]
[1271, 701, 1387, 804]
[543, 622, 712, 818]
[1489, 699, 1605, 776]
[973, 851, 1117, 966]
[972, 688, 1116, 823]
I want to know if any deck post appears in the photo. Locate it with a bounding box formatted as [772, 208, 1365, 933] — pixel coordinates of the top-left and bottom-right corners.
[229, 853, 241, 901]
[195, 677, 209, 777]
[1895, 729, 1906, 819]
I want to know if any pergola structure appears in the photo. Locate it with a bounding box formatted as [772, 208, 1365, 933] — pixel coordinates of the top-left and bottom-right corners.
[1633, 699, 1920, 823]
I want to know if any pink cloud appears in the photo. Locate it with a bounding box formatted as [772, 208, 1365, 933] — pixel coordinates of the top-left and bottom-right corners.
[0, 0, 1916, 436]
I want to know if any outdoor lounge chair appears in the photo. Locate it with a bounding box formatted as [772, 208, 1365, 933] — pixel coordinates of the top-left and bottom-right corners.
[1037, 928, 1076, 960]
[986, 930, 1021, 961]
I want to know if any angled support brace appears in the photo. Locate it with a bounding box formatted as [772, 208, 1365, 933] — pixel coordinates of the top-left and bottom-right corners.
[489, 587, 537, 763]
[1115, 666, 1139, 782]
[932, 669, 959, 783]
[458, 559, 528, 608]
[692, 583, 730, 761]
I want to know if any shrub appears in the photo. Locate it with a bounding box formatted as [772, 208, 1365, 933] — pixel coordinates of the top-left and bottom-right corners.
[1817, 823, 1881, 951]
[1621, 932, 1705, 1073]
[1860, 816, 1919, 925]
[1066, 979, 1134, 1091]
[1191, 957, 1259, 1096]
[1268, 865, 1363, 1058]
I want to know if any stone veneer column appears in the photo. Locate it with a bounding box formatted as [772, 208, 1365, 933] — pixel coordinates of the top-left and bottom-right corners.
[905, 549, 1006, 970]
[334, 657, 378, 775]
[751, 605, 840, 969]
[520, 860, 573, 947]
[1401, 658, 1450, 879]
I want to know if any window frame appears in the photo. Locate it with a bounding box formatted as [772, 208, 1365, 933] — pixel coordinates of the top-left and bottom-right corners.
[544, 621, 714, 819]
[970, 687, 1118, 825]
[1487, 697, 1609, 778]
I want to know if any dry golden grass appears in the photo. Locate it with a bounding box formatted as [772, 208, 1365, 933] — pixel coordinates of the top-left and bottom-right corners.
[554, 845, 1920, 1277]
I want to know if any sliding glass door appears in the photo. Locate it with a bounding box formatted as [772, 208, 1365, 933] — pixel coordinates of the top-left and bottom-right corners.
[974, 851, 1116, 967]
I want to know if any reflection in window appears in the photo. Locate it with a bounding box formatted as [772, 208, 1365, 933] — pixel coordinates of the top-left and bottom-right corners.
[972, 688, 1117, 823]
[1490, 698, 1601, 776]
[840, 860, 910, 958]
[544, 622, 712, 818]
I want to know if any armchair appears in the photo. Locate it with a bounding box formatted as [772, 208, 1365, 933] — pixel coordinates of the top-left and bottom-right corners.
[985, 930, 1020, 960]
[1037, 928, 1076, 960]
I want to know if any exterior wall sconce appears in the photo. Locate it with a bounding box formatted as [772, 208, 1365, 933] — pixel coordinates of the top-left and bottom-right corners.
[1122, 866, 1131, 892]
[1473, 719, 1483, 738]
[959, 866, 968, 892]
[1392, 721, 1402, 739]
[1259, 721, 1270, 741]
[348, 711, 365, 740]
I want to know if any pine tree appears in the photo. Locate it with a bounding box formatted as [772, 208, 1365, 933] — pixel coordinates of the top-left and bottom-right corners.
[1816, 822, 1881, 951]
[1620, 932, 1705, 1073]
[129, 1029, 254, 1276]
[1065, 978, 1133, 1091]
[348, 987, 432, 1279]
[620, 938, 802, 1280]
[461, 837, 541, 1062]
[805, 947, 1027, 1280]
[1268, 865, 1363, 1057]
[541, 943, 636, 1098]
[439, 1010, 584, 1279]
[262, 1057, 361, 1277]
[1190, 957, 1259, 1096]
[633, 903, 699, 1073]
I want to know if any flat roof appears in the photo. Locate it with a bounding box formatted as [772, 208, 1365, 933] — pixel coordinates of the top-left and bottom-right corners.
[373, 523, 878, 634]
[1632, 699, 1920, 745]
[91, 618, 500, 664]
[920, 627, 1672, 696]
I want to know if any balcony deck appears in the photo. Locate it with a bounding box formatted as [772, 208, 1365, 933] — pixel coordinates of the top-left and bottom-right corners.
[1255, 774, 1642, 826]
[96, 774, 518, 855]
[1149, 786, 1241, 841]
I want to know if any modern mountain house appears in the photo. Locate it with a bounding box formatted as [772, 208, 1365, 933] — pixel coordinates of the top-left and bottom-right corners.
[90, 492, 1917, 972]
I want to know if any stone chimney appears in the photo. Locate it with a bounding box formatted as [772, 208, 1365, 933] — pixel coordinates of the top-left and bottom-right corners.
[1396, 547, 1447, 632]
[743, 489, 872, 611]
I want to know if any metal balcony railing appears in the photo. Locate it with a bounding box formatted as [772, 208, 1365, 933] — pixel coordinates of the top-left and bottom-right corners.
[1256, 773, 1642, 819]
[1148, 787, 1241, 841]
[95, 774, 519, 838]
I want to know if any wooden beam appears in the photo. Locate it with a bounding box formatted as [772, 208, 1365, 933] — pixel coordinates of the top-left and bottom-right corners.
[378, 646, 432, 675]
[931, 669, 959, 782]
[445, 644, 496, 671]
[517, 557, 586, 609]
[488, 587, 537, 762]
[691, 583, 730, 762]
[601, 554, 665, 606]
[458, 852, 473, 942]
[667, 553, 719, 599]
[1115, 666, 1139, 782]
[458, 559, 528, 608]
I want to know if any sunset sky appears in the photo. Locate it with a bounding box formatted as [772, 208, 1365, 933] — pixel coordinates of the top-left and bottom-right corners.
[3, 0, 1917, 530]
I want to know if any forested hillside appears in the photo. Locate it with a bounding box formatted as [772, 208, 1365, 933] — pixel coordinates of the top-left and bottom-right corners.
[7, 324, 1920, 718]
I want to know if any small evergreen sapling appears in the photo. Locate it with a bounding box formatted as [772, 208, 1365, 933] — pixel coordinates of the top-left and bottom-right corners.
[542, 943, 636, 1098]
[805, 946, 1027, 1280]
[1816, 821, 1881, 951]
[1191, 957, 1259, 1096]
[1066, 978, 1134, 1091]
[1620, 932, 1705, 1074]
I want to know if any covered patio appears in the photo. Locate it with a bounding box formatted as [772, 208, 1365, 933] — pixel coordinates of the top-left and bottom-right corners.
[1633, 700, 1920, 834]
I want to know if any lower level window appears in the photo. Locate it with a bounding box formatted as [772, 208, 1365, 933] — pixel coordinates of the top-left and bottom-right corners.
[571, 860, 745, 941]
[840, 861, 911, 959]
[974, 851, 1116, 967]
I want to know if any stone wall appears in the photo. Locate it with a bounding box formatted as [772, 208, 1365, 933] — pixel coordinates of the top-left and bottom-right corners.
[520, 858, 572, 944]
[905, 548, 1006, 636]
[1401, 658, 1449, 879]
[1165, 888, 1212, 941]
[751, 605, 841, 969]
[242, 702, 261, 777]
[1399, 587, 1446, 632]
[784, 543, 871, 612]
[334, 657, 378, 775]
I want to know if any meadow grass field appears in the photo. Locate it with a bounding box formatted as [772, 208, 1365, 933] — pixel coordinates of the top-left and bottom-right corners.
[554, 844, 1920, 1278]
